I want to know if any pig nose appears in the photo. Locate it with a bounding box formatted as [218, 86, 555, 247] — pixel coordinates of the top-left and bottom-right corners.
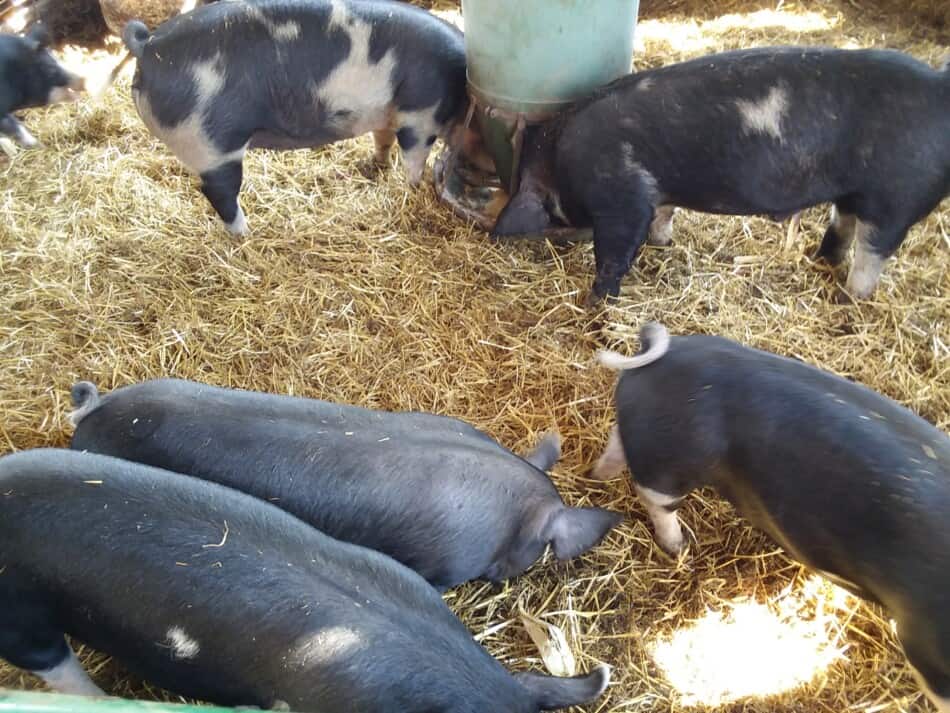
[69, 74, 86, 92]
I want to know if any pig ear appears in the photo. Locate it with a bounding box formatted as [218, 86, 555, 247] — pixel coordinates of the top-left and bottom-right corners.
[491, 183, 553, 237]
[546, 507, 623, 560]
[524, 432, 561, 472]
[25, 24, 51, 50]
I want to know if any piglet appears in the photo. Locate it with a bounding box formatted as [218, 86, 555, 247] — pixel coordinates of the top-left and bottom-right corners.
[0, 24, 84, 147]
[493, 47, 950, 302]
[122, 0, 490, 234]
[0, 448, 610, 712]
[592, 322, 950, 711]
[69, 378, 622, 591]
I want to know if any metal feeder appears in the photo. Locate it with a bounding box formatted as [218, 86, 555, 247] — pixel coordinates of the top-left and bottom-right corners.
[435, 0, 640, 241]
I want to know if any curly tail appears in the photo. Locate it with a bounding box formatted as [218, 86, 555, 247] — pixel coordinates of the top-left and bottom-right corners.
[596, 322, 670, 371]
[68, 381, 101, 427]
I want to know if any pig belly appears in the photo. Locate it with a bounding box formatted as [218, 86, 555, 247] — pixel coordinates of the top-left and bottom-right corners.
[248, 127, 343, 151]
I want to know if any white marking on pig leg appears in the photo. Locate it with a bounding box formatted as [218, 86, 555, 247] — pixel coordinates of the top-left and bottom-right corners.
[636, 484, 684, 554]
[164, 626, 200, 660]
[846, 222, 886, 299]
[592, 425, 627, 480]
[35, 649, 104, 696]
[372, 129, 396, 164]
[395, 105, 442, 186]
[226, 204, 248, 236]
[648, 205, 675, 246]
[15, 122, 38, 148]
[736, 84, 789, 141]
[316, 10, 397, 138]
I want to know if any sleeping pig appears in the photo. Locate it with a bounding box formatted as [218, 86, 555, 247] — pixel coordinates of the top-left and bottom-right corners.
[69, 378, 622, 591]
[122, 0, 490, 234]
[493, 47, 950, 302]
[0, 23, 84, 147]
[591, 322, 950, 711]
[0, 448, 610, 712]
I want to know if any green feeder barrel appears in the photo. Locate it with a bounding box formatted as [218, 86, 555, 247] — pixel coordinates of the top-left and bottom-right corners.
[461, 0, 640, 190]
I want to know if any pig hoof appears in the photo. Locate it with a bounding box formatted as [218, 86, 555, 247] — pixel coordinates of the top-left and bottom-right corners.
[358, 157, 389, 179]
[657, 535, 686, 557]
[832, 287, 855, 305]
[225, 208, 248, 236]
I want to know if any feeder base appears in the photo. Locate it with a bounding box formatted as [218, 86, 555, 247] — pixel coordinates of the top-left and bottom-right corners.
[433, 149, 592, 244]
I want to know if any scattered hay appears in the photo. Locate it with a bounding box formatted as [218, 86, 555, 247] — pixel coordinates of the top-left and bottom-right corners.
[0, 2, 947, 712]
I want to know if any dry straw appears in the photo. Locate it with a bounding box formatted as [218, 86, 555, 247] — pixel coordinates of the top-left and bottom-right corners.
[0, 0, 947, 711]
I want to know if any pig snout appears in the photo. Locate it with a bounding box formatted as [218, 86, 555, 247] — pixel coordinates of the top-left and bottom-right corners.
[47, 72, 85, 103]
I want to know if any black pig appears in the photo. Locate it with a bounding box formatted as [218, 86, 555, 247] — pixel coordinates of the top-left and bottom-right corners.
[494, 47, 950, 302]
[592, 322, 950, 711]
[70, 378, 622, 591]
[0, 448, 610, 712]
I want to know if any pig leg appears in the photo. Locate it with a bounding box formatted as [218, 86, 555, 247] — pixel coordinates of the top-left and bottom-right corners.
[200, 160, 247, 236]
[844, 217, 906, 299]
[396, 126, 436, 187]
[635, 484, 686, 554]
[591, 425, 627, 480]
[647, 205, 675, 247]
[0, 580, 104, 695]
[372, 129, 396, 166]
[901, 632, 950, 713]
[35, 648, 105, 696]
[590, 195, 654, 300]
[0, 114, 38, 148]
[815, 204, 857, 266]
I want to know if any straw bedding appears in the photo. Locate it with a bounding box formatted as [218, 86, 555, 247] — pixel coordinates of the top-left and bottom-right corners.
[0, 0, 947, 710]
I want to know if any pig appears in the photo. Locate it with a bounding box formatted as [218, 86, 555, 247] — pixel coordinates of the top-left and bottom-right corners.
[69, 378, 622, 591]
[0, 448, 610, 712]
[121, 0, 490, 234]
[492, 47, 950, 302]
[591, 322, 950, 712]
[0, 23, 84, 148]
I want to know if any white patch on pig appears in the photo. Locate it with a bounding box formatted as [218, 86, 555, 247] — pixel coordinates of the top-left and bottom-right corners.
[192, 57, 225, 107]
[736, 84, 789, 141]
[165, 626, 200, 660]
[134, 88, 246, 176]
[15, 122, 38, 148]
[291, 626, 363, 668]
[227, 205, 249, 236]
[179, 0, 198, 13]
[648, 205, 675, 246]
[636, 484, 684, 554]
[846, 222, 886, 298]
[315, 8, 398, 139]
[243, 3, 301, 42]
[592, 425, 627, 480]
[637, 77, 654, 92]
[35, 648, 104, 696]
[327, 0, 353, 30]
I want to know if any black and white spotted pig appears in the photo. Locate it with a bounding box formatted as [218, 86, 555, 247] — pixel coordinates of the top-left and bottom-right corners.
[0, 24, 84, 147]
[591, 322, 950, 711]
[0, 449, 610, 712]
[122, 0, 489, 234]
[493, 47, 950, 302]
[69, 378, 622, 591]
